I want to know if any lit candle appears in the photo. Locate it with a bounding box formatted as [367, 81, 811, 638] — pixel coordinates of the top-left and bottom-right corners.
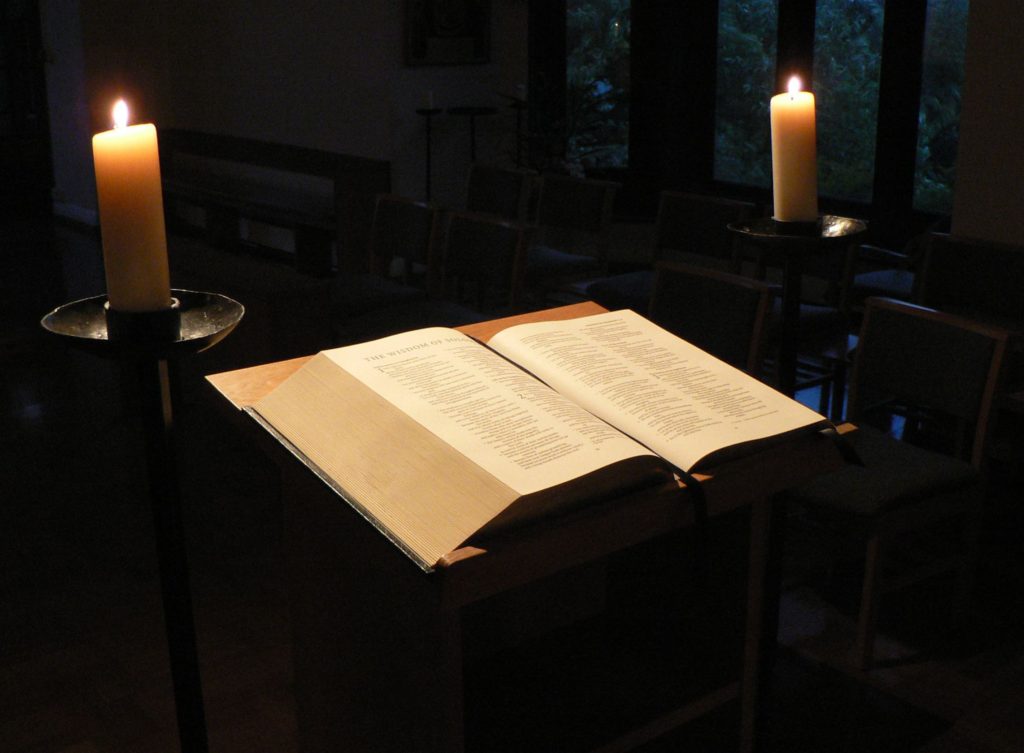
[770, 76, 819, 223]
[92, 99, 171, 311]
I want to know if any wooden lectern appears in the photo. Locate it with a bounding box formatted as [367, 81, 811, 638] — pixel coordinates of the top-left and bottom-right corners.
[207, 302, 844, 753]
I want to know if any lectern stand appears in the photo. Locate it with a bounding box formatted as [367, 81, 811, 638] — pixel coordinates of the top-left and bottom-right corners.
[207, 302, 844, 753]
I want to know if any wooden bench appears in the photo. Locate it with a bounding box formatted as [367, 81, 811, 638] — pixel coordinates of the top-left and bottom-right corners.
[159, 129, 391, 276]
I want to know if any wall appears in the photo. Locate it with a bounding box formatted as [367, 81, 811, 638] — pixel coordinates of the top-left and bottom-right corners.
[43, 0, 528, 221]
[952, 0, 1024, 244]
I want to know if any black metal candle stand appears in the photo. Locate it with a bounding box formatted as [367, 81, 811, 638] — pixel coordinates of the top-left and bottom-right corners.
[727, 216, 868, 398]
[41, 289, 244, 753]
[415, 107, 443, 201]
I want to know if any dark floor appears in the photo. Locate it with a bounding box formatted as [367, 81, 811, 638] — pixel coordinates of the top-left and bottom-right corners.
[3, 213, 1023, 752]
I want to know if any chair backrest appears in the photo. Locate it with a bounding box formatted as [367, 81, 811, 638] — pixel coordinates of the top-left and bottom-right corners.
[533, 173, 619, 261]
[850, 297, 1010, 467]
[441, 210, 532, 310]
[367, 194, 441, 292]
[465, 163, 535, 222]
[917, 232, 1024, 328]
[647, 261, 778, 374]
[654, 191, 758, 271]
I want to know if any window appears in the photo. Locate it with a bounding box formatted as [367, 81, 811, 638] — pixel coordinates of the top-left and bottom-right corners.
[565, 0, 630, 170]
[543, 0, 968, 225]
[712, 0, 967, 221]
[714, 0, 778, 188]
[913, 0, 968, 214]
[813, 0, 884, 203]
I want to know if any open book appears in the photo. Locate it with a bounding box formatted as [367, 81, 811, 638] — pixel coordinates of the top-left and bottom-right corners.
[250, 309, 828, 570]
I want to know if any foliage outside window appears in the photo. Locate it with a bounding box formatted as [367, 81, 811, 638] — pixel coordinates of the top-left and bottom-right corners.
[565, 0, 630, 171]
[714, 0, 778, 188]
[813, 0, 885, 203]
[715, 0, 966, 217]
[913, 0, 968, 214]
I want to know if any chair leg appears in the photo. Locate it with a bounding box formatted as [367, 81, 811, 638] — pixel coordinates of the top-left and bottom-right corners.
[953, 509, 984, 627]
[830, 361, 847, 421]
[856, 534, 884, 671]
[817, 375, 831, 416]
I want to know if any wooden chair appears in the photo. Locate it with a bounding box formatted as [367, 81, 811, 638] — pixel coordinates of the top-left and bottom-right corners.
[524, 173, 619, 301]
[914, 232, 1024, 459]
[847, 220, 949, 318]
[764, 304, 854, 420]
[331, 194, 435, 318]
[441, 210, 533, 314]
[647, 261, 778, 375]
[655, 191, 760, 273]
[330, 194, 482, 344]
[464, 163, 535, 222]
[916, 232, 1024, 334]
[848, 242, 917, 310]
[783, 297, 1011, 670]
[586, 190, 759, 314]
[366, 193, 443, 294]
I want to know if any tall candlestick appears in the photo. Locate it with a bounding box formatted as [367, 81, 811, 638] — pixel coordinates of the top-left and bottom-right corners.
[770, 77, 819, 223]
[92, 100, 172, 312]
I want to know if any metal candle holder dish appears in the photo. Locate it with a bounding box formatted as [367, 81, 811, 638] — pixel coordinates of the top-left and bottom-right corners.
[41, 289, 243, 357]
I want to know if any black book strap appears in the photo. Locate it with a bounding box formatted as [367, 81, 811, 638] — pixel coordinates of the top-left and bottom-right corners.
[671, 464, 710, 589]
[820, 425, 864, 466]
[670, 426, 860, 605]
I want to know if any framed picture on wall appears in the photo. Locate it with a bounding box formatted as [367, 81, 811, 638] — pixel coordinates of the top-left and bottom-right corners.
[405, 0, 491, 66]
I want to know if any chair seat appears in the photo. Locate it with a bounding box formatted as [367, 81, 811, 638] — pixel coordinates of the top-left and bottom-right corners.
[330, 272, 426, 319]
[852, 268, 915, 301]
[786, 425, 979, 518]
[585, 270, 655, 313]
[526, 244, 604, 283]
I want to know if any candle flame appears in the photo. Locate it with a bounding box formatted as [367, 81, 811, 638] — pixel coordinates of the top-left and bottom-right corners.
[787, 76, 802, 95]
[113, 99, 129, 129]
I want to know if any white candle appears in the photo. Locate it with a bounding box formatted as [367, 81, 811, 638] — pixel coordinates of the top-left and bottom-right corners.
[770, 76, 819, 223]
[92, 99, 171, 312]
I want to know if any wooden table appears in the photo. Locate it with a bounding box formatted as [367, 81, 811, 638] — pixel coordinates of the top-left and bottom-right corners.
[207, 302, 844, 753]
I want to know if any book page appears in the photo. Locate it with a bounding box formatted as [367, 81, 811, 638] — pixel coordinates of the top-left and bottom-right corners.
[323, 327, 656, 495]
[252, 355, 518, 570]
[488, 309, 827, 471]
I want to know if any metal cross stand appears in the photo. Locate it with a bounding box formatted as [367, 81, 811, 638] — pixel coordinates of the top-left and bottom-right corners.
[415, 107, 443, 200]
[41, 290, 244, 753]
